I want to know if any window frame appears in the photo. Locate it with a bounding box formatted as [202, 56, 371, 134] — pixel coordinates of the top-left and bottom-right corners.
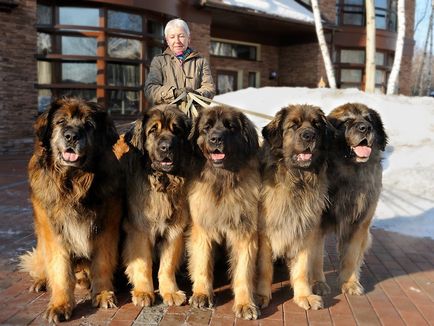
[210, 38, 260, 61]
[335, 47, 393, 92]
[336, 0, 397, 31]
[35, 2, 166, 116]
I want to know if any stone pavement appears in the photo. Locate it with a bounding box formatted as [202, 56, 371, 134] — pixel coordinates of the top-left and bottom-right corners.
[0, 154, 434, 325]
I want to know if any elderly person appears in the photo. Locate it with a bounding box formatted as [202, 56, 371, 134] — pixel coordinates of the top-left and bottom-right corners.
[145, 18, 215, 111]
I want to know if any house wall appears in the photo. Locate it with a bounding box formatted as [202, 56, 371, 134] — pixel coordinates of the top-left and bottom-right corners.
[279, 43, 323, 88]
[0, 1, 37, 154]
[189, 21, 211, 62]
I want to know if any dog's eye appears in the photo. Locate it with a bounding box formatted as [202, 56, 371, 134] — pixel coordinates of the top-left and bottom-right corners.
[312, 120, 323, 128]
[203, 121, 213, 131]
[56, 118, 66, 125]
[223, 121, 236, 130]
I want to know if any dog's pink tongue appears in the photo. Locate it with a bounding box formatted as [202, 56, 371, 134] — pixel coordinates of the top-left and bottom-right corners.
[211, 153, 225, 160]
[297, 153, 312, 161]
[353, 146, 372, 158]
[62, 152, 79, 162]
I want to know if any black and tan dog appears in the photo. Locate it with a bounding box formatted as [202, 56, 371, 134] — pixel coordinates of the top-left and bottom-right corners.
[256, 105, 331, 311]
[312, 103, 388, 296]
[20, 98, 122, 323]
[114, 104, 192, 307]
[187, 105, 261, 320]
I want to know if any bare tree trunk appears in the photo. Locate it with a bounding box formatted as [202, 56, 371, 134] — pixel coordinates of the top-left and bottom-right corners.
[311, 0, 336, 88]
[425, 22, 433, 95]
[387, 0, 406, 94]
[415, 3, 434, 95]
[365, 0, 376, 93]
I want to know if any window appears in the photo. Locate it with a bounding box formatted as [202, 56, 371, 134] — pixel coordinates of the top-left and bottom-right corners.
[248, 72, 257, 87]
[210, 40, 258, 60]
[61, 36, 97, 56]
[59, 7, 99, 26]
[37, 33, 52, 55]
[61, 63, 97, 84]
[217, 70, 238, 94]
[336, 0, 397, 31]
[340, 49, 364, 64]
[107, 38, 142, 59]
[341, 69, 362, 83]
[36, 3, 166, 115]
[37, 4, 52, 25]
[108, 10, 142, 32]
[336, 48, 393, 92]
[107, 64, 140, 87]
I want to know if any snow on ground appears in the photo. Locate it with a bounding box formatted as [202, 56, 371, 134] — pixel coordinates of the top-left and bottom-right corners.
[214, 87, 434, 239]
[219, 0, 315, 23]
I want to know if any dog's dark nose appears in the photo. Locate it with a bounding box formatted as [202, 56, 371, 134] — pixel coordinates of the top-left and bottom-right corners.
[356, 121, 372, 133]
[209, 131, 223, 145]
[159, 140, 172, 153]
[300, 129, 315, 142]
[64, 129, 80, 143]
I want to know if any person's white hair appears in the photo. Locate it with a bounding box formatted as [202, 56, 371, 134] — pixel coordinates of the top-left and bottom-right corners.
[164, 18, 190, 37]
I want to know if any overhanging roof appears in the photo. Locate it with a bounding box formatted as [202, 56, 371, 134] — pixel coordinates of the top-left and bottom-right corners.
[200, 0, 321, 46]
[201, 0, 316, 25]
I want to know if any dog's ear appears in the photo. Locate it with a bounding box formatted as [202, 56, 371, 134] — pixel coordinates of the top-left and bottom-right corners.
[188, 109, 205, 157]
[124, 118, 145, 153]
[368, 108, 388, 151]
[34, 98, 64, 150]
[262, 107, 287, 149]
[89, 102, 119, 148]
[239, 112, 259, 157]
[320, 113, 337, 147]
[188, 108, 203, 143]
[180, 113, 192, 139]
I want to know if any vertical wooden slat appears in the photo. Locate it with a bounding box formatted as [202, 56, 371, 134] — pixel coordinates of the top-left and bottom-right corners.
[96, 8, 106, 107]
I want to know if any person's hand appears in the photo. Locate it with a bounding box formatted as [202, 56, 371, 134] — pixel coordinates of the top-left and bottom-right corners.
[174, 88, 199, 98]
[185, 87, 199, 95]
[173, 88, 187, 98]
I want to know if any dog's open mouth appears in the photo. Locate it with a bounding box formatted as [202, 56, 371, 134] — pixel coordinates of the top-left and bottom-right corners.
[161, 157, 173, 167]
[157, 157, 174, 172]
[351, 139, 372, 159]
[296, 151, 312, 162]
[62, 148, 80, 163]
[210, 149, 225, 163]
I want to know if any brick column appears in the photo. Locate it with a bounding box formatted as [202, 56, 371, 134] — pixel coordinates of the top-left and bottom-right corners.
[0, 0, 37, 154]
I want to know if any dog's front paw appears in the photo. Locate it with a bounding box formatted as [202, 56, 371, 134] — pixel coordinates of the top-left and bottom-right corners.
[233, 302, 260, 320]
[189, 292, 214, 309]
[312, 281, 331, 296]
[131, 290, 155, 307]
[93, 290, 117, 308]
[341, 280, 364, 295]
[44, 302, 73, 324]
[294, 294, 323, 310]
[29, 279, 46, 293]
[162, 290, 186, 306]
[255, 293, 271, 308]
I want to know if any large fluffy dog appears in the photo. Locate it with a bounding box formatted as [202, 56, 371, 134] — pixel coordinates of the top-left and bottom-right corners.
[256, 105, 331, 310]
[187, 105, 260, 320]
[312, 103, 388, 296]
[20, 98, 122, 323]
[115, 105, 192, 307]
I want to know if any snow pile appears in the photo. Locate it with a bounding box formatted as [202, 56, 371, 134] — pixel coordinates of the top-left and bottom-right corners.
[219, 0, 315, 23]
[214, 87, 434, 239]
